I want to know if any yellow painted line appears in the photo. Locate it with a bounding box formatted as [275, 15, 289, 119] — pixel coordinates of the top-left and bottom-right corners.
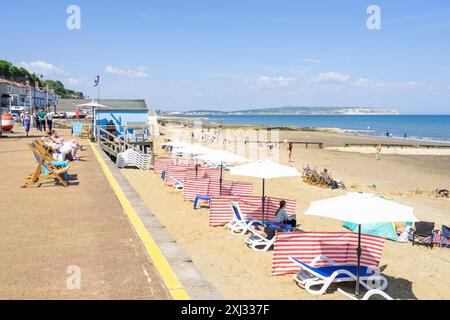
[89, 141, 190, 300]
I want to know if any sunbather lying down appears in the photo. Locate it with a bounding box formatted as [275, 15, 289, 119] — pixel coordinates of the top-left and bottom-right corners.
[250, 225, 280, 241]
[436, 189, 449, 198]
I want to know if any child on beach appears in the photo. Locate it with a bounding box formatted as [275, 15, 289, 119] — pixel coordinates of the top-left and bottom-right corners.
[376, 144, 382, 160]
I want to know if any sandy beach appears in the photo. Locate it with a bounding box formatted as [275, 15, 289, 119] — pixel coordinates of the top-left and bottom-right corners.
[120, 123, 450, 300]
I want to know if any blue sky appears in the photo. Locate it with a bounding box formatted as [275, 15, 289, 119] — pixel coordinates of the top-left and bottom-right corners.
[2, 0, 450, 113]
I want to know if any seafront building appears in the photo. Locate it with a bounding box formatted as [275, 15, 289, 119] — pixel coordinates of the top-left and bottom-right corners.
[0, 78, 57, 111]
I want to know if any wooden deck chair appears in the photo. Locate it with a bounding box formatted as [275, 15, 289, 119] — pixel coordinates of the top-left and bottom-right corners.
[320, 172, 333, 188]
[302, 165, 314, 183]
[33, 139, 58, 162]
[22, 143, 47, 188]
[23, 142, 70, 188]
[81, 126, 92, 139]
[309, 169, 322, 185]
[34, 138, 58, 158]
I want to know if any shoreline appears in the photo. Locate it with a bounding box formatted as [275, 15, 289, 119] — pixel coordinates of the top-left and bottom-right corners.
[159, 116, 450, 146]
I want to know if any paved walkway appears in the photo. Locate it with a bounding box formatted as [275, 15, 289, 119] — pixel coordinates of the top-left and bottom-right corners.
[0, 128, 170, 299]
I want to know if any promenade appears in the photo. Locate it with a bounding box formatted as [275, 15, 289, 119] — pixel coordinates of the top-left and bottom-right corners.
[0, 128, 169, 299]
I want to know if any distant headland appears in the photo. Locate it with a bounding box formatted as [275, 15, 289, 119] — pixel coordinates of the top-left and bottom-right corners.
[158, 106, 399, 116]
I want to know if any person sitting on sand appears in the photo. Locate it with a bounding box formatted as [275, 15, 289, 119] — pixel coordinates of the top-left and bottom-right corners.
[436, 189, 449, 198]
[274, 200, 297, 228]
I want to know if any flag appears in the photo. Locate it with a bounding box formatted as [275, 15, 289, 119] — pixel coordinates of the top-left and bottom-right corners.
[94, 75, 100, 87]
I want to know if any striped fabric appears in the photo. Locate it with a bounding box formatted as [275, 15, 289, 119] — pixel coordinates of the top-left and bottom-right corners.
[209, 196, 296, 227]
[164, 165, 192, 186]
[153, 157, 174, 174]
[153, 157, 198, 174]
[183, 179, 254, 201]
[183, 179, 211, 201]
[165, 166, 220, 187]
[271, 232, 385, 276]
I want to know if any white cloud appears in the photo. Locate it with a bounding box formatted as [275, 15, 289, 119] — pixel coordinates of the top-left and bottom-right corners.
[303, 58, 321, 65]
[256, 76, 295, 88]
[105, 66, 148, 78]
[351, 78, 386, 88]
[67, 76, 88, 86]
[313, 72, 351, 83]
[19, 61, 66, 76]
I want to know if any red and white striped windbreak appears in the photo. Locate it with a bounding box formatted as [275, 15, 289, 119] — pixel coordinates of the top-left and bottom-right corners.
[209, 196, 296, 227]
[153, 157, 174, 174]
[164, 165, 192, 186]
[271, 232, 385, 276]
[153, 157, 197, 174]
[183, 179, 254, 201]
[165, 167, 221, 187]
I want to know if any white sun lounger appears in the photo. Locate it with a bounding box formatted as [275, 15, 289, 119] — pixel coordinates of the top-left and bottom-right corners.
[337, 288, 394, 300]
[170, 177, 185, 191]
[225, 201, 262, 235]
[116, 148, 152, 170]
[288, 256, 388, 295]
[245, 226, 276, 252]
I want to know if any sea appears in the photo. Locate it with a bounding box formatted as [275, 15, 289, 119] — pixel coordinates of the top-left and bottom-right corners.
[179, 115, 450, 143]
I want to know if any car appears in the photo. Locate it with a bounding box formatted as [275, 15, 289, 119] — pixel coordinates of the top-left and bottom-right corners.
[10, 110, 22, 122]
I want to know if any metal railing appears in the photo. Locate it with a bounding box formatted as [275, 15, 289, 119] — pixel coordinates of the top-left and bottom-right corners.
[97, 128, 153, 159]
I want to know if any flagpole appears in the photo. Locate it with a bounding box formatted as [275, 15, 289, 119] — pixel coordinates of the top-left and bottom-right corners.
[94, 75, 100, 141]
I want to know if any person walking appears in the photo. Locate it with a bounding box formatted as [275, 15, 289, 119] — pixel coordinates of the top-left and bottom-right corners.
[37, 109, 47, 132]
[288, 142, 294, 162]
[23, 112, 31, 137]
[46, 109, 54, 133]
[33, 112, 39, 130]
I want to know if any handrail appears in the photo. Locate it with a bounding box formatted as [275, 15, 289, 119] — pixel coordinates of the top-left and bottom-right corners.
[98, 128, 150, 155]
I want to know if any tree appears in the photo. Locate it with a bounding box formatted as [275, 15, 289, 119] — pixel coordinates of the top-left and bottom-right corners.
[0, 59, 83, 98]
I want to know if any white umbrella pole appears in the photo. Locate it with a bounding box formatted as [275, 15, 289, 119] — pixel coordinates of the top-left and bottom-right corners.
[262, 178, 266, 224]
[356, 224, 362, 296]
[196, 158, 198, 179]
[219, 162, 223, 195]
